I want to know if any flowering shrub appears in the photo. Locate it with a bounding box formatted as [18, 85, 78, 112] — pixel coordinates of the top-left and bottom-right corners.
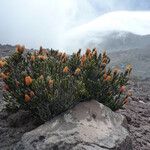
[0, 45, 132, 122]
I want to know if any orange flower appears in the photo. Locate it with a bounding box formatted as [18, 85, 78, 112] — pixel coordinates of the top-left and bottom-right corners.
[103, 73, 107, 79]
[128, 90, 132, 97]
[24, 94, 31, 103]
[92, 48, 98, 57]
[102, 58, 107, 63]
[86, 48, 91, 55]
[62, 53, 66, 58]
[0, 72, 8, 79]
[81, 54, 86, 64]
[48, 79, 54, 87]
[38, 55, 47, 60]
[74, 68, 81, 75]
[61, 56, 68, 63]
[30, 91, 35, 97]
[0, 60, 7, 68]
[125, 64, 132, 74]
[16, 45, 25, 53]
[113, 66, 120, 75]
[25, 76, 33, 86]
[104, 75, 112, 81]
[88, 52, 93, 60]
[120, 86, 126, 93]
[5, 72, 10, 76]
[30, 55, 35, 61]
[126, 64, 132, 70]
[57, 52, 62, 57]
[63, 66, 69, 73]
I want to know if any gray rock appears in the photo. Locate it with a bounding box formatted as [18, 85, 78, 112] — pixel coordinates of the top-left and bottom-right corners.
[15, 100, 132, 150]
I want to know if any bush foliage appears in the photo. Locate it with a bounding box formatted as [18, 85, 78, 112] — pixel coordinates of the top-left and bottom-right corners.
[0, 45, 132, 121]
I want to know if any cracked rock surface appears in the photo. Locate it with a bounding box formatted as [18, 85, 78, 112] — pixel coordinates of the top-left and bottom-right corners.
[15, 100, 132, 150]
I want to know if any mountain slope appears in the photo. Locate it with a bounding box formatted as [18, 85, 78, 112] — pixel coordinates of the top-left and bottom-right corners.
[109, 47, 150, 78]
[0, 44, 15, 57]
[90, 31, 150, 51]
[64, 11, 150, 51]
[65, 30, 150, 52]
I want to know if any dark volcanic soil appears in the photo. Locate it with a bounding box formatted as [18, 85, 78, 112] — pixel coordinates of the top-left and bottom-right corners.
[0, 47, 150, 150]
[118, 78, 150, 150]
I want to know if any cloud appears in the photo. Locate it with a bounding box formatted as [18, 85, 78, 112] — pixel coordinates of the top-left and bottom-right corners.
[0, 0, 150, 51]
[64, 11, 150, 51]
[67, 11, 150, 35]
[0, 0, 97, 49]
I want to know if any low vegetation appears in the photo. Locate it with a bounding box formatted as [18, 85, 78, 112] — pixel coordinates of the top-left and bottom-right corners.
[0, 45, 132, 122]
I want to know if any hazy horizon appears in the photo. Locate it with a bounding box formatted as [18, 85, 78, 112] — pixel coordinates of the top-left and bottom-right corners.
[0, 0, 150, 50]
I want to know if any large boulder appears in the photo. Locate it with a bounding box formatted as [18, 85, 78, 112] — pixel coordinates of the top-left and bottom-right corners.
[15, 100, 132, 150]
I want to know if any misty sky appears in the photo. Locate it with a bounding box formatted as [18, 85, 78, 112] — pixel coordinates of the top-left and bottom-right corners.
[0, 0, 150, 50]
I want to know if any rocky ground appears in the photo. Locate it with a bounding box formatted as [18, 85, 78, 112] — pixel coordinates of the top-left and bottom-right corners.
[0, 46, 150, 150]
[118, 78, 150, 150]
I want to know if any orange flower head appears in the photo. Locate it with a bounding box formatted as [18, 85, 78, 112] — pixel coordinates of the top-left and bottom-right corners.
[113, 66, 120, 75]
[63, 66, 69, 73]
[30, 91, 35, 97]
[16, 45, 25, 53]
[125, 64, 132, 74]
[30, 55, 35, 61]
[38, 55, 47, 60]
[5, 72, 10, 76]
[0, 72, 8, 79]
[48, 79, 54, 87]
[61, 56, 68, 63]
[60, 52, 66, 60]
[105, 75, 112, 81]
[102, 57, 107, 63]
[88, 52, 93, 60]
[24, 94, 31, 103]
[120, 86, 126, 93]
[0, 60, 7, 68]
[74, 68, 81, 75]
[57, 52, 62, 57]
[62, 52, 66, 58]
[25, 76, 33, 86]
[92, 48, 98, 57]
[81, 54, 86, 64]
[86, 48, 91, 55]
[128, 90, 132, 97]
[103, 73, 107, 79]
